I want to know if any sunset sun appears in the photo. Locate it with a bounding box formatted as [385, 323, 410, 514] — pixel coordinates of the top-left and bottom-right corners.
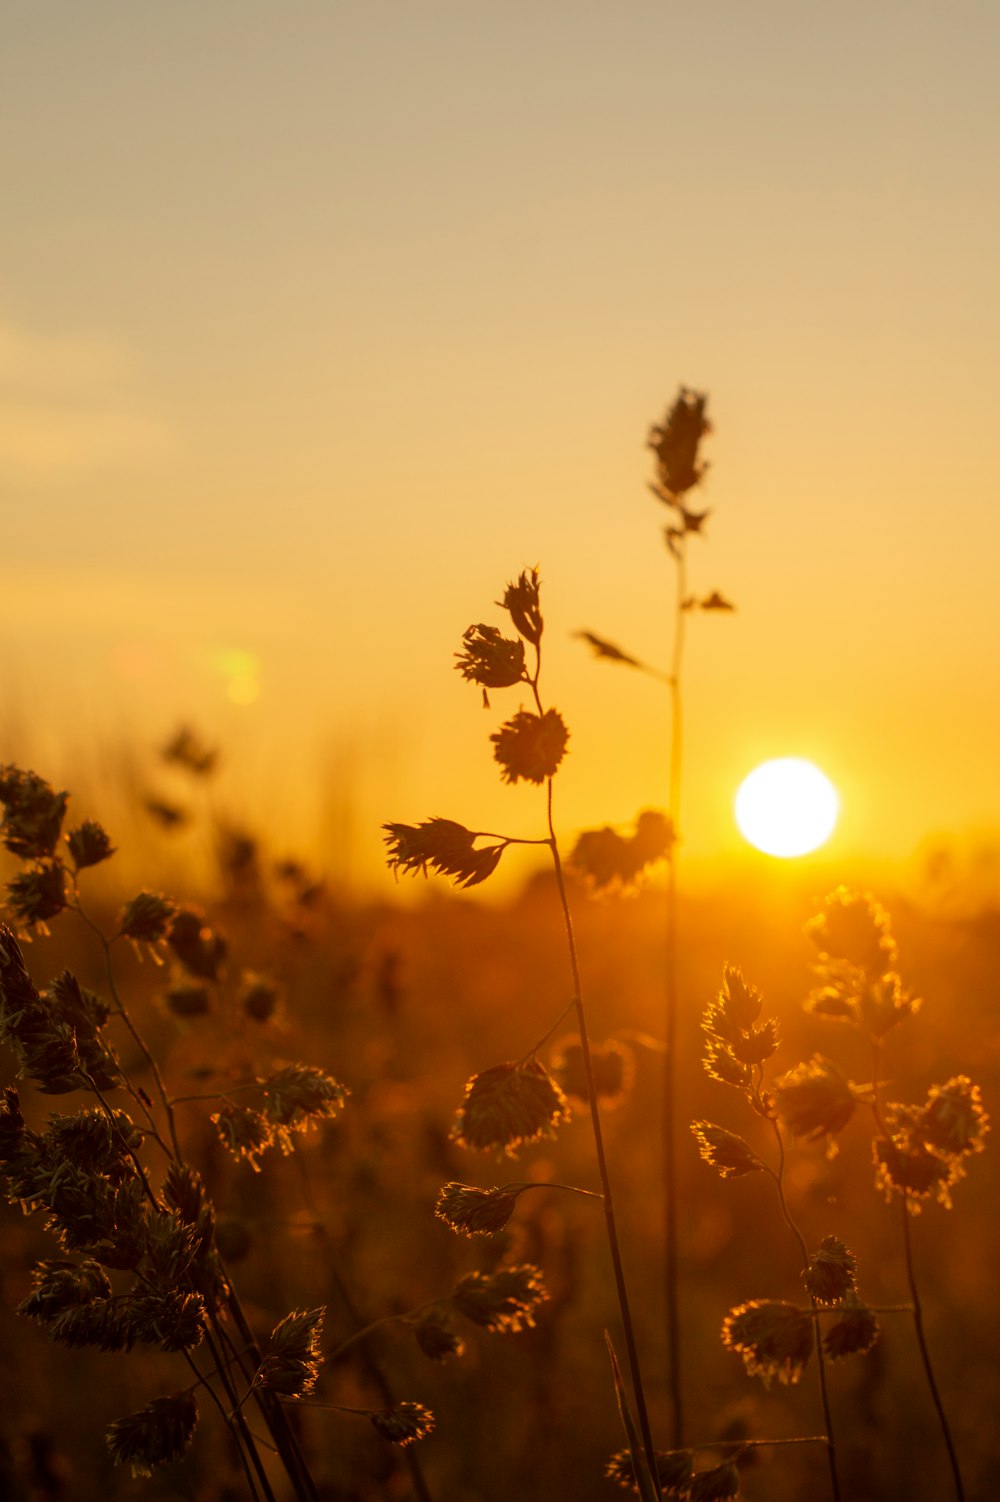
[734, 758, 839, 857]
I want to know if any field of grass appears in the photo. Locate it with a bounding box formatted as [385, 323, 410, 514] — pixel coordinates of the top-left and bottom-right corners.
[0, 784, 996, 1501]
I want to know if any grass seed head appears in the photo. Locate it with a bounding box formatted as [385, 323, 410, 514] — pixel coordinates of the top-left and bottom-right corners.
[0, 767, 69, 860]
[257, 1306, 325, 1398]
[691, 1122, 766, 1179]
[383, 818, 505, 888]
[571, 811, 674, 892]
[7, 861, 67, 928]
[648, 387, 711, 503]
[490, 709, 569, 785]
[66, 820, 116, 870]
[167, 909, 227, 981]
[823, 1300, 881, 1360]
[721, 1299, 814, 1387]
[455, 624, 526, 692]
[806, 887, 897, 977]
[369, 1402, 435, 1447]
[498, 567, 543, 645]
[920, 1075, 989, 1158]
[803, 1235, 858, 1304]
[551, 1036, 634, 1105]
[450, 1264, 548, 1333]
[605, 1447, 693, 1495]
[106, 1392, 199, 1477]
[435, 1182, 522, 1236]
[19, 1258, 113, 1324]
[690, 1461, 741, 1501]
[773, 1056, 857, 1141]
[452, 1059, 569, 1156]
[119, 891, 177, 945]
[413, 1310, 466, 1361]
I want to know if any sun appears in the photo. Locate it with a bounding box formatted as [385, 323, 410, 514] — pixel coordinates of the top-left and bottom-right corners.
[734, 758, 839, 858]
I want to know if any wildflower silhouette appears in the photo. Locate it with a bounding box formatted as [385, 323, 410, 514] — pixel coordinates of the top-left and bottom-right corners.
[577, 387, 733, 1444]
[384, 566, 659, 1483]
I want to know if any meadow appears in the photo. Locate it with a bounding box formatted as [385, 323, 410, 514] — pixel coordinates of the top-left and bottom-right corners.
[0, 399, 996, 1502]
[0, 729, 997, 1502]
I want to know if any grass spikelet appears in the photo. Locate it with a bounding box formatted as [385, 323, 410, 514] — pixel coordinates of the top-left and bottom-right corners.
[490, 708, 568, 784]
[369, 1401, 435, 1447]
[823, 1300, 881, 1360]
[773, 1055, 857, 1141]
[690, 1122, 766, 1179]
[106, 1392, 199, 1477]
[451, 1058, 569, 1155]
[721, 1299, 814, 1388]
[435, 1182, 522, 1235]
[803, 1236, 858, 1305]
[256, 1306, 325, 1398]
[450, 1264, 548, 1332]
[383, 818, 506, 888]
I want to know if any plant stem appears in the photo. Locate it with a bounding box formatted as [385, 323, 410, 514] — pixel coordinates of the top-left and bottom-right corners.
[663, 534, 686, 1446]
[544, 778, 658, 1481]
[767, 1118, 842, 1502]
[871, 1044, 965, 1498]
[197, 1333, 276, 1502]
[900, 1198, 966, 1498]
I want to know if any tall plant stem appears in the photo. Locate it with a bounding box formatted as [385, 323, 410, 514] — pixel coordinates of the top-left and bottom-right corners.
[899, 1201, 965, 1500]
[545, 780, 658, 1480]
[871, 1043, 965, 1500]
[663, 537, 687, 1446]
[767, 1119, 842, 1502]
[198, 1331, 276, 1502]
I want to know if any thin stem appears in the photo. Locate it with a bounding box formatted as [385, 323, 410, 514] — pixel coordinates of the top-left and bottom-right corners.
[517, 995, 575, 1062]
[872, 1044, 965, 1497]
[71, 901, 183, 1158]
[900, 1198, 966, 1498]
[170, 1080, 266, 1107]
[767, 1118, 842, 1502]
[197, 1332, 277, 1502]
[662, 535, 686, 1446]
[544, 778, 657, 1481]
[183, 1353, 264, 1502]
[506, 1180, 603, 1201]
[693, 1434, 830, 1454]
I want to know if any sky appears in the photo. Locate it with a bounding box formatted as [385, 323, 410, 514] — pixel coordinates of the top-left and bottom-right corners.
[2, 1, 999, 896]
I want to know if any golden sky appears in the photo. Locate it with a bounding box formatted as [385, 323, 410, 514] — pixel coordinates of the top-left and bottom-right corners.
[3, 2, 999, 894]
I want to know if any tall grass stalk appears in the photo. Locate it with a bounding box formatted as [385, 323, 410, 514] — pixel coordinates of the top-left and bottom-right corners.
[386, 567, 658, 1478]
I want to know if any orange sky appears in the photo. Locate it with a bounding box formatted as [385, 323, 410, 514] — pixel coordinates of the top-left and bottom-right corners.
[3, 3, 999, 897]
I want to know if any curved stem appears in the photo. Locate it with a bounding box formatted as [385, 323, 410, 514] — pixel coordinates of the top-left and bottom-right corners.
[767, 1118, 842, 1502]
[545, 778, 657, 1481]
[873, 1044, 965, 1497]
[518, 995, 576, 1062]
[900, 1198, 966, 1498]
[71, 901, 183, 1158]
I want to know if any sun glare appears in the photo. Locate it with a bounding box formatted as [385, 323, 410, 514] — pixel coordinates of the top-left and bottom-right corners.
[734, 758, 839, 858]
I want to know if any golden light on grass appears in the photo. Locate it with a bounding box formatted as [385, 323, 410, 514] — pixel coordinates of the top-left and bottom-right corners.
[734, 758, 839, 858]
